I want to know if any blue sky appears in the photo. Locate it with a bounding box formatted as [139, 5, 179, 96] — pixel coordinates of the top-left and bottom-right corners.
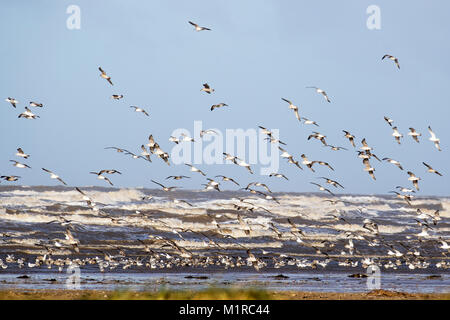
[0, 1, 448, 195]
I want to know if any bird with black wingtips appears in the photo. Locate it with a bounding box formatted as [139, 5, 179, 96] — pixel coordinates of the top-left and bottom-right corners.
[151, 180, 178, 192]
[42, 168, 67, 185]
[408, 128, 421, 143]
[382, 158, 403, 170]
[9, 160, 31, 169]
[382, 54, 400, 69]
[211, 103, 228, 111]
[428, 126, 441, 151]
[407, 171, 421, 191]
[130, 106, 149, 117]
[281, 98, 301, 121]
[343, 130, 356, 148]
[200, 83, 214, 94]
[306, 86, 331, 103]
[5, 97, 18, 108]
[98, 67, 113, 85]
[15, 148, 30, 159]
[188, 21, 211, 31]
[423, 162, 443, 176]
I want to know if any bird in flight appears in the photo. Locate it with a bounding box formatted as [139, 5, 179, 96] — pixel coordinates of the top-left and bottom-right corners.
[90, 171, 115, 186]
[185, 164, 206, 176]
[111, 95, 123, 100]
[18, 107, 40, 119]
[5, 97, 18, 108]
[428, 126, 441, 151]
[408, 128, 421, 143]
[29, 101, 43, 108]
[391, 127, 403, 145]
[188, 21, 211, 31]
[407, 171, 421, 191]
[422, 162, 443, 176]
[98, 67, 113, 85]
[384, 116, 394, 127]
[10, 160, 31, 169]
[151, 180, 178, 192]
[281, 98, 300, 122]
[382, 158, 403, 170]
[200, 83, 214, 94]
[211, 103, 228, 111]
[42, 168, 67, 185]
[342, 130, 356, 148]
[130, 106, 149, 117]
[306, 87, 331, 103]
[16, 148, 30, 159]
[382, 54, 400, 69]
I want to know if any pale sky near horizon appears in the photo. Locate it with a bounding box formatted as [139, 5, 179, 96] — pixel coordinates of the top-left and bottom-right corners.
[0, 1, 449, 195]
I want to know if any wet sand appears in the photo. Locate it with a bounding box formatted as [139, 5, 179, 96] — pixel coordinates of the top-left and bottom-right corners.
[0, 288, 448, 300]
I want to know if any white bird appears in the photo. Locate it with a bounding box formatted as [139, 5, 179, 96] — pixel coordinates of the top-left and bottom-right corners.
[15, 148, 30, 159]
[306, 87, 331, 103]
[281, 98, 300, 121]
[392, 126, 403, 144]
[384, 116, 394, 127]
[185, 164, 206, 176]
[428, 126, 441, 151]
[188, 21, 211, 31]
[18, 107, 40, 119]
[407, 171, 421, 191]
[408, 128, 421, 143]
[269, 173, 289, 180]
[343, 130, 356, 148]
[200, 83, 214, 94]
[130, 106, 149, 117]
[111, 95, 123, 100]
[98, 67, 113, 85]
[423, 162, 443, 176]
[9, 160, 31, 169]
[42, 168, 67, 185]
[382, 158, 403, 170]
[180, 133, 195, 142]
[300, 117, 319, 126]
[5, 97, 18, 108]
[90, 171, 115, 186]
[29, 101, 43, 107]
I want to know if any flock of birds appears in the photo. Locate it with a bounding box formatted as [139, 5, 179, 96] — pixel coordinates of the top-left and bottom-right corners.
[0, 20, 448, 275]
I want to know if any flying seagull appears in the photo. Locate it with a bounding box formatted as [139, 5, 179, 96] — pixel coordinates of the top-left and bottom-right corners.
[90, 171, 114, 186]
[382, 54, 400, 69]
[408, 128, 421, 143]
[211, 103, 228, 111]
[0, 175, 20, 182]
[422, 162, 443, 176]
[407, 171, 421, 191]
[306, 87, 331, 103]
[9, 160, 31, 169]
[281, 98, 300, 121]
[111, 95, 123, 100]
[130, 106, 149, 117]
[185, 164, 206, 176]
[384, 116, 394, 127]
[392, 127, 403, 144]
[343, 130, 356, 148]
[300, 117, 319, 126]
[269, 173, 289, 180]
[310, 182, 335, 196]
[151, 180, 178, 192]
[5, 97, 18, 108]
[200, 83, 214, 94]
[18, 107, 40, 119]
[98, 67, 113, 85]
[16, 148, 30, 159]
[188, 21, 211, 31]
[382, 158, 403, 170]
[29, 101, 43, 107]
[42, 168, 67, 185]
[215, 175, 240, 186]
[428, 126, 441, 151]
